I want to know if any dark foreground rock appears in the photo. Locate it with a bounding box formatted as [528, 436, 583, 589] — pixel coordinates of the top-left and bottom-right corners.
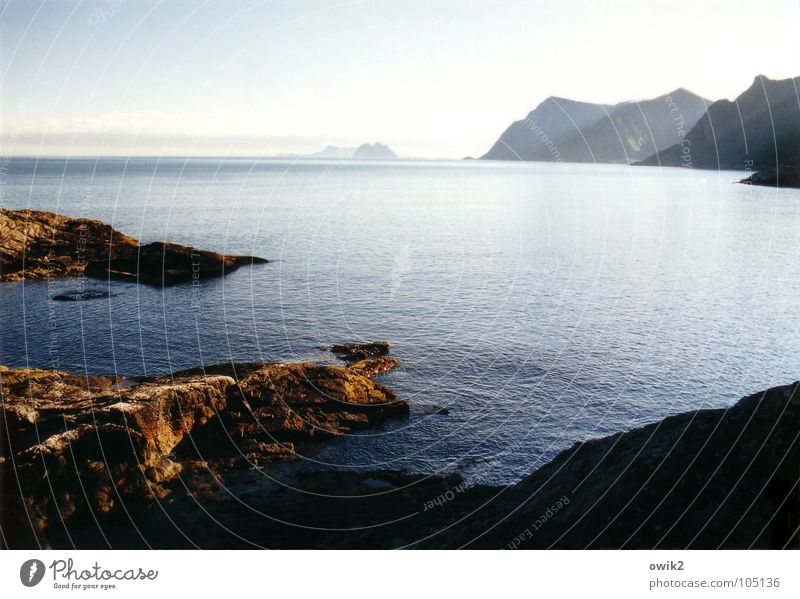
[739, 159, 800, 188]
[0, 209, 267, 285]
[1, 372, 797, 549]
[445, 381, 800, 549]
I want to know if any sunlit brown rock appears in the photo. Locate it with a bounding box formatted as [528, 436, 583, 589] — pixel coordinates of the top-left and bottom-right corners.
[347, 356, 401, 378]
[0, 361, 408, 543]
[0, 209, 267, 285]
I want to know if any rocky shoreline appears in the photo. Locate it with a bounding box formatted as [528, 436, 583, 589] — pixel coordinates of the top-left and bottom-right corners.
[0, 208, 268, 285]
[0, 347, 409, 548]
[2, 349, 797, 549]
[1, 211, 796, 549]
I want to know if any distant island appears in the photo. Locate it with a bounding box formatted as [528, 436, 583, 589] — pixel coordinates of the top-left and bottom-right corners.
[279, 142, 398, 160]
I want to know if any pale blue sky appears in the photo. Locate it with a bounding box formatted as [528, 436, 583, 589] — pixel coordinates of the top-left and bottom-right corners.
[2, 0, 799, 157]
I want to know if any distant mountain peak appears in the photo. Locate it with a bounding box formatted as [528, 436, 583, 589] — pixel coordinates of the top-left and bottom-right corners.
[542, 95, 614, 109]
[546, 95, 582, 104]
[742, 74, 796, 96]
[744, 74, 770, 93]
[665, 87, 702, 99]
[301, 142, 398, 160]
[353, 142, 397, 159]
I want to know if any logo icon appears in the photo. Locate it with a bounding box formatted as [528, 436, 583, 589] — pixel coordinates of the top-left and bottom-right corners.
[20, 559, 46, 587]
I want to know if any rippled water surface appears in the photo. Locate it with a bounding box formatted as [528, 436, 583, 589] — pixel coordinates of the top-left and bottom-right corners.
[2, 157, 799, 483]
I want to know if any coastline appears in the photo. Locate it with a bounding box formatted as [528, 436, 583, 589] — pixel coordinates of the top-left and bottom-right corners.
[1, 209, 797, 550]
[2, 359, 797, 549]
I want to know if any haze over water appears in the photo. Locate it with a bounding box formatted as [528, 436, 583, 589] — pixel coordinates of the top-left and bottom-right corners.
[2, 157, 799, 483]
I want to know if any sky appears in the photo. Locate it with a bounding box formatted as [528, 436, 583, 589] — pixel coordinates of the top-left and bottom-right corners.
[1, 0, 799, 158]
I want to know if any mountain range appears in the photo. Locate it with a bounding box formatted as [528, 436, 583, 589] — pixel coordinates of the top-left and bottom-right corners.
[637, 75, 800, 170]
[481, 75, 800, 173]
[481, 89, 710, 164]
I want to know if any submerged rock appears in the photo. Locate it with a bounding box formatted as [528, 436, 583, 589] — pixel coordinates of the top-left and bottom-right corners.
[0, 209, 267, 285]
[51, 289, 111, 301]
[328, 340, 390, 362]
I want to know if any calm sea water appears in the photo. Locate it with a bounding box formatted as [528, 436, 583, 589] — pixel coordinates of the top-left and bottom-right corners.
[2, 157, 799, 484]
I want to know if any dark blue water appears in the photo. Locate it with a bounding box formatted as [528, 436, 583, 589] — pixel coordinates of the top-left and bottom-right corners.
[2, 157, 799, 483]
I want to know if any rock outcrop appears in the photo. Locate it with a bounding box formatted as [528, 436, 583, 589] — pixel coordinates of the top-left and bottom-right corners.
[166, 362, 408, 463]
[0, 366, 232, 537]
[739, 158, 800, 188]
[346, 356, 401, 378]
[327, 340, 391, 362]
[0, 360, 408, 546]
[0, 209, 268, 285]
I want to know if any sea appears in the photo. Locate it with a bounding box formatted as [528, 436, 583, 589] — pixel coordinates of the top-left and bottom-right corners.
[2, 157, 799, 484]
